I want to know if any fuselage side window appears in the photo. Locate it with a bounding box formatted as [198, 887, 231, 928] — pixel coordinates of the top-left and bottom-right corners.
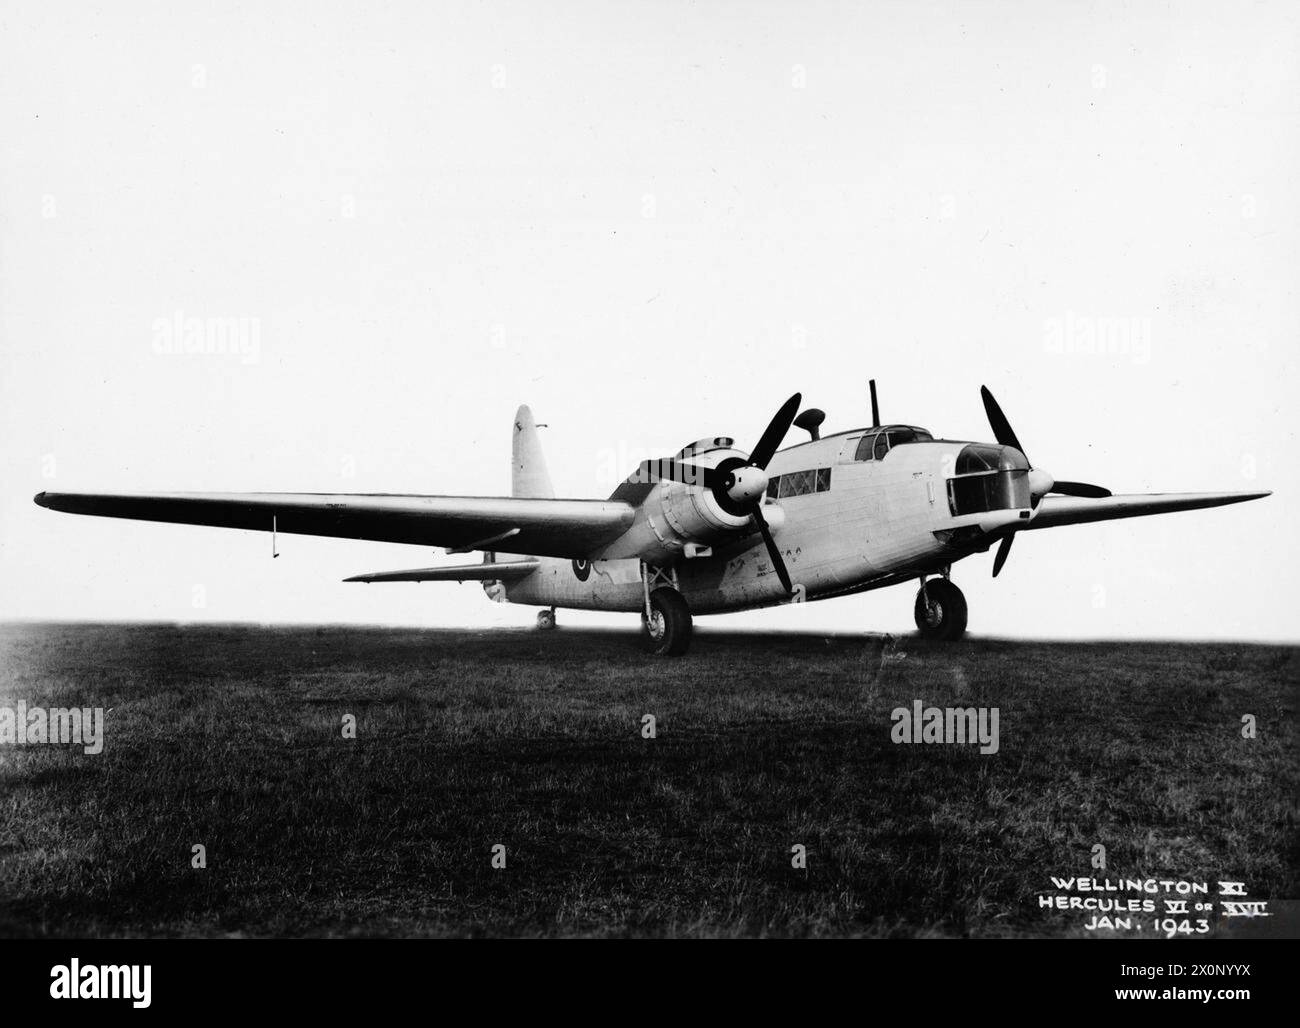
[784, 470, 816, 497]
[768, 468, 833, 499]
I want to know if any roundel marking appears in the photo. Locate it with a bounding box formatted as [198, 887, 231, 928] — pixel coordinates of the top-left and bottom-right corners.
[572, 558, 592, 581]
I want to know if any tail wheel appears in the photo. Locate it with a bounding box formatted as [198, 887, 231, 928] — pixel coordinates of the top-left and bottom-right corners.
[641, 587, 693, 656]
[536, 608, 557, 631]
[913, 579, 968, 641]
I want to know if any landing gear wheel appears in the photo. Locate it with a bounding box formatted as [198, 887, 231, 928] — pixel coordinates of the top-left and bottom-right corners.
[913, 579, 968, 641]
[641, 587, 693, 656]
[536, 608, 557, 631]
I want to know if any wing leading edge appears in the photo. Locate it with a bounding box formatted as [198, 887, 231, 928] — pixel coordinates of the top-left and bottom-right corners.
[33, 491, 635, 560]
[1024, 490, 1270, 531]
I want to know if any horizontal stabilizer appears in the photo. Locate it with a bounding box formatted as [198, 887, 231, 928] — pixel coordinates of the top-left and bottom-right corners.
[344, 560, 539, 584]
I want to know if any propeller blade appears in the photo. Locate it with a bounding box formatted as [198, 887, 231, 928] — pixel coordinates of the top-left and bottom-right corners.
[979, 386, 1026, 459]
[1050, 481, 1112, 499]
[981, 388, 1109, 499]
[639, 459, 722, 490]
[992, 533, 1014, 577]
[748, 393, 803, 469]
[751, 504, 793, 594]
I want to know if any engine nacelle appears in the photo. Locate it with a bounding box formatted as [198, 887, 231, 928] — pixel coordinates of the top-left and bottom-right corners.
[638, 445, 785, 562]
[597, 440, 788, 562]
[658, 464, 752, 542]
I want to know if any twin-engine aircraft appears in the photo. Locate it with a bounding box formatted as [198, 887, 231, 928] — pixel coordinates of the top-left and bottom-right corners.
[35, 384, 1269, 656]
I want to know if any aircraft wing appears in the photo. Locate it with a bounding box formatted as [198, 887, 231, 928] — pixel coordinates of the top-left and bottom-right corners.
[33, 491, 635, 560]
[345, 559, 539, 583]
[1025, 490, 1270, 531]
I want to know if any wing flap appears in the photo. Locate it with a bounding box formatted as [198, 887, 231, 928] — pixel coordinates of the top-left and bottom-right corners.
[34, 491, 634, 560]
[1025, 490, 1270, 531]
[344, 559, 539, 583]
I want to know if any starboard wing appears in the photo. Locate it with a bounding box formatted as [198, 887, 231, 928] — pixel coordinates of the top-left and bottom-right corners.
[34, 492, 635, 560]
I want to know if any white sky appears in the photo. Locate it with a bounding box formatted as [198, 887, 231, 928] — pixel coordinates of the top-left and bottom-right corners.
[1, 0, 1296, 640]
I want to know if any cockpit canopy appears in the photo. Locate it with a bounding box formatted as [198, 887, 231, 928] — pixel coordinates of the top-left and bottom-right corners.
[674, 437, 736, 459]
[853, 425, 934, 461]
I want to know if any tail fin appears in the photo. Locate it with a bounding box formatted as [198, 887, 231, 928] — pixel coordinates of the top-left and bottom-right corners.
[512, 405, 555, 498]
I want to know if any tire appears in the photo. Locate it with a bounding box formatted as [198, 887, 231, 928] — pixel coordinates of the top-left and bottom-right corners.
[536, 609, 556, 631]
[641, 587, 693, 656]
[913, 579, 968, 641]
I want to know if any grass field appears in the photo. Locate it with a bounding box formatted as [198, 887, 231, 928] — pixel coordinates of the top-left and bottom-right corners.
[0, 622, 1295, 938]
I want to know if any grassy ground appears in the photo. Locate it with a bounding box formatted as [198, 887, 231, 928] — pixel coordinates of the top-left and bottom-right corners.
[0, 622, 1295, 938]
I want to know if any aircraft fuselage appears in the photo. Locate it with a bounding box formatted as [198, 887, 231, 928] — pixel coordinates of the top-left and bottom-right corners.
[502, 431, 1027, 615]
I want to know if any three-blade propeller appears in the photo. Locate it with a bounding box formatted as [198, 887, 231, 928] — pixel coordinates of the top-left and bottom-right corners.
[980, 385, 1111, 576]
[642, 393, 802, 594]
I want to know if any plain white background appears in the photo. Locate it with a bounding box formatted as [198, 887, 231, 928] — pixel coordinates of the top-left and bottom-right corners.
[1, 1, 1295, 639]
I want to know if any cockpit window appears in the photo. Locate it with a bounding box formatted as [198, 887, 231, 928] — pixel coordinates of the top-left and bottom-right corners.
[854, 426, 933, 461]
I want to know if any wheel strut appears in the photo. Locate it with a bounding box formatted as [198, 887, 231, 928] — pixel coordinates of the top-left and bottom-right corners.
[639, 562, 691, 657]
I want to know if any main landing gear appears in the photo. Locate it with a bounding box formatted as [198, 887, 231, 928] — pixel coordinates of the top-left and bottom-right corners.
[914, 572, 968, 641]
[641, 562, 692, 656]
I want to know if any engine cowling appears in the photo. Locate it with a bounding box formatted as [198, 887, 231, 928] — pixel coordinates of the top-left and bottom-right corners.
[595, 397, 802, 587]
[635, 443, 784, 561]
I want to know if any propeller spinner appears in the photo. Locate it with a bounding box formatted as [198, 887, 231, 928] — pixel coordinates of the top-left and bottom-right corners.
[642, 393, 802, 593]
